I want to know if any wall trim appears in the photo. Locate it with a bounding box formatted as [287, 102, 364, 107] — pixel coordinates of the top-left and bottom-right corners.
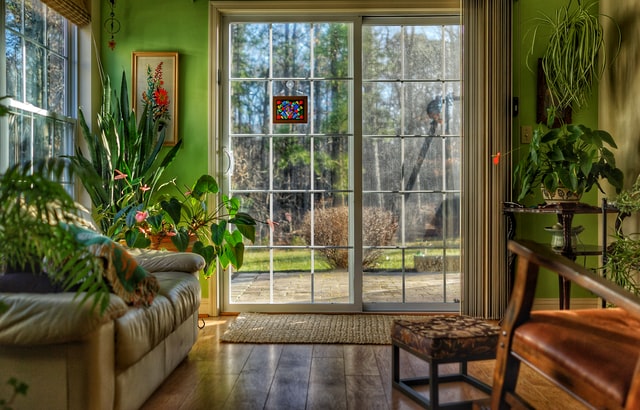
[532, 298, 600, 311]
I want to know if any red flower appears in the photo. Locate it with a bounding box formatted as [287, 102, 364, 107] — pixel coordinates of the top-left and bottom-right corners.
[153, 88, 170, 107]
[114, 169, 127, 180]
[492, 152, 501, 165]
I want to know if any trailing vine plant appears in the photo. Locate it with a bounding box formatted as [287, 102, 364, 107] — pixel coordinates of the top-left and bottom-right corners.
[526, 0, 620, 117]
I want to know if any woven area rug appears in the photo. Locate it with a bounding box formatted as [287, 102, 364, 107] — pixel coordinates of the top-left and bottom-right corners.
[220, 313, 421, 344]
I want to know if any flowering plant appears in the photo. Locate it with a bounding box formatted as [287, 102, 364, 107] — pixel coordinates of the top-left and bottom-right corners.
[142, 62, 170, 123]
[121, 174, 256, 278]
[68, 71, 182, 235]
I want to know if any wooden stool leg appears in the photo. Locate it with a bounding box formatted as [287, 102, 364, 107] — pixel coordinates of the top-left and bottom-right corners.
[430, 361, 438, 409]
[392, 343, 400, 384]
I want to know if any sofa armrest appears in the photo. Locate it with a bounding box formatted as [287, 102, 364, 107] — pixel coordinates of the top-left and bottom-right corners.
[128, 249, 206, 274]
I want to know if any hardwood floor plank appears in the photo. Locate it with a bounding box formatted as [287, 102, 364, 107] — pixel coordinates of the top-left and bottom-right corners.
[222, 345, 284, 409]
[344, 344, 380, 376]
[346, 374, 389, 410]
[264, 344, 312, 410]
[307, 357, 347, 410]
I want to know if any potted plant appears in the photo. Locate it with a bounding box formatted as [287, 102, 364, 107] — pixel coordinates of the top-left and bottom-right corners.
[0, 159, 111, 311]
[526, 0, 619, 116]
[120, 174, 256, 278]
[513, 123, 624, 203]
[67, 71, 182, 236]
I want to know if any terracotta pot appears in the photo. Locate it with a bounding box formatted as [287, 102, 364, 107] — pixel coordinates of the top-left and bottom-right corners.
[148, 234, 196, 252]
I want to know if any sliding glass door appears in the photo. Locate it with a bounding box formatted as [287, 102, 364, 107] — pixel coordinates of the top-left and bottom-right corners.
[220, 15, 460, 313]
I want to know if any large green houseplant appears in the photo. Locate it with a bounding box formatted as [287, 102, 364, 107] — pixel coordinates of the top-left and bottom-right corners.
[513, 123, 624, 203]
[0, 159, 111, 311]
[67, 72, 182, 237]
[517, 0, 623, 204]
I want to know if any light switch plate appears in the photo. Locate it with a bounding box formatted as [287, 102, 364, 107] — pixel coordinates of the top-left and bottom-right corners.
[521, 125, 533, 144]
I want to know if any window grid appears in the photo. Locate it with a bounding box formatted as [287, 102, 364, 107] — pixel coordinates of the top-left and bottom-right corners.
[2, 0, 76, 196]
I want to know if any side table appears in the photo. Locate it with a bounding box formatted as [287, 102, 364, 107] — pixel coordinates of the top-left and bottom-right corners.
[503, 200, 617, 309]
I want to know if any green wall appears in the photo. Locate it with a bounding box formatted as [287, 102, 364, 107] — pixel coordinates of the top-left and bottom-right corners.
[97, 0, 605, 302]
[513, 0, 601, 300]
[99, 0, 210, 296]
[100, 0, 210, 187]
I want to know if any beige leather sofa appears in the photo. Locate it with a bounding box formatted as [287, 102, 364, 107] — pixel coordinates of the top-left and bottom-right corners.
[0, 250, 204, 410]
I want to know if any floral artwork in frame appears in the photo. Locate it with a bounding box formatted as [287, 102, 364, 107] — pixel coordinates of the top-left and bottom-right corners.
[273, 96, 308, 124]
[132, 52, 179, 146]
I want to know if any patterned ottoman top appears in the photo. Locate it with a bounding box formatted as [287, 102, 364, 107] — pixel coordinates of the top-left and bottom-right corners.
[392, 315, 500, 360]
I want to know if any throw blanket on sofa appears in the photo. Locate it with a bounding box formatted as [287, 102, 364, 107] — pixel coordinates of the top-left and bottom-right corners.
[64, 224, 159, 307]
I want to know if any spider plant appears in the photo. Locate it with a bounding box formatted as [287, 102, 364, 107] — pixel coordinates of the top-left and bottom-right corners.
[526, 0, 620, 115]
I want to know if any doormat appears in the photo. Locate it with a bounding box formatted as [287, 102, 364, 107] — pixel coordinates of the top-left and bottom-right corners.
[220, 313, 429, 344]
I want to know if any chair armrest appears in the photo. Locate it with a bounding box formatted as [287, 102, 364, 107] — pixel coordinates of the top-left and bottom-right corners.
[507, 240, 640, 317]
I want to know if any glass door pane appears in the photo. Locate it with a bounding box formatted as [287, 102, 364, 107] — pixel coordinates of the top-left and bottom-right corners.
[224, 21, 355, 311]
[361, 22, 461, 310]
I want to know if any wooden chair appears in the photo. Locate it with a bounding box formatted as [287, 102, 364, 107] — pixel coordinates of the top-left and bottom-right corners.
[491, 240, 640, 410]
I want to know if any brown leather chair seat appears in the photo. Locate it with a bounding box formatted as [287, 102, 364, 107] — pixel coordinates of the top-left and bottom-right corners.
[513, 308, 640, 407]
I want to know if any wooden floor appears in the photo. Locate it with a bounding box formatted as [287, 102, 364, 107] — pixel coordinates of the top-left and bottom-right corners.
[141, 316, 588, 410]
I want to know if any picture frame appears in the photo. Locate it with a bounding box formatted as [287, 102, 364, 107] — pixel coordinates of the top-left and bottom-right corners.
[536, 58, 571, 127]
[132, 52, 179, 146]
[273, 96, 308, 124]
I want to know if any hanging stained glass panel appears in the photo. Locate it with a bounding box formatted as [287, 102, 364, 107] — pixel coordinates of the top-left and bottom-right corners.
[273, 96, 308, 123]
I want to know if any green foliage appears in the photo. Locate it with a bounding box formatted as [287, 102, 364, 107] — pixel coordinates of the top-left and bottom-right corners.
[605, 233, 640, 297]
[66, 72, 182, 237]
[120, 174, 256, 278]
[0, 96, 9, 117]
[605, 176, 640, 297]
[526, 0, 620, 114]
[513, 123, 624, 203]
[0, 377, 28, 410]
[613, 175, 640, 216]
[0, 159, 112, 313]
[301, 206, 398, 269]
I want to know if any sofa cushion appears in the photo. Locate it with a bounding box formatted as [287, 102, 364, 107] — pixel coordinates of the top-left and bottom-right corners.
[114, 271, 200, 369]
[114, 294, 175, 370]
[0, 292, 128, 345]
[154, 271, 201, 327]
[129, 249, 206, 273]
[63, 224, 159, 307]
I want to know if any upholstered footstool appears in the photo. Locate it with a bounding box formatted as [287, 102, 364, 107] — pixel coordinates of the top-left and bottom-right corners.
[391, 315, 499, 409]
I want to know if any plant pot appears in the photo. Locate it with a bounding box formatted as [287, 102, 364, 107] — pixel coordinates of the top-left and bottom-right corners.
[149, 234, 196, 252]
[541, 186, 582, 204]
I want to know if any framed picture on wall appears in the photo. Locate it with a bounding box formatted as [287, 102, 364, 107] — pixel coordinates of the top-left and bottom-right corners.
[132, 51, 179, 146]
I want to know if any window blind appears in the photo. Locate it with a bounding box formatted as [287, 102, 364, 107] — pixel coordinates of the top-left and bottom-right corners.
[41, 0, 90, 26]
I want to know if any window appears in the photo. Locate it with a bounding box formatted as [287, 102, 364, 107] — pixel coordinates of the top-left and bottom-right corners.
[1, 0, 76, 192]
[220, 13, 461, 313]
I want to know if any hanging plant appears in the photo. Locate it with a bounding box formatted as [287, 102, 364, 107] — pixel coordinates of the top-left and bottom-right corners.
[526, 0, 620, 115]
